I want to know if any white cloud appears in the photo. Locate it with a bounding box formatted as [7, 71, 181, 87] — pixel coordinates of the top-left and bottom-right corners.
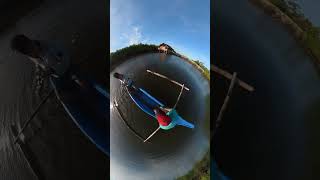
[110, 0, 149, 51]
[120, 26, 149, 47]
[128, 26, 142, 45]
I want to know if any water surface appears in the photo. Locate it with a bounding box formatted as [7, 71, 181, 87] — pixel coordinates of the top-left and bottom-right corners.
[213, 0, 320, 179]
[110, 53, 210, 180]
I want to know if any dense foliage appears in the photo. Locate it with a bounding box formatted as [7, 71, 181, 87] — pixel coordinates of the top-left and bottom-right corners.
[268, 0, 320, 68]
[177, 151, 210, 180]
[110, 43, 158, 70]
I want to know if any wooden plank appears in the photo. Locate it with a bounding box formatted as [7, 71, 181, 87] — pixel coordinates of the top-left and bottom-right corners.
[215, 72, 237, 129]
[211, 65, 254, 92]
[146, 70, 190, 91]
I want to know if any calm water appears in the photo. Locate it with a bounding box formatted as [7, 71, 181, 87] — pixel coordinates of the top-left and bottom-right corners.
[0, 0, 108, 179]
[213, 0, 320, 180]
[110, 53, 210, 180]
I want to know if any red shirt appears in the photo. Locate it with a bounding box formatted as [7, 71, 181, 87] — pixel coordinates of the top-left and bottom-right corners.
[155, 110, 172, 126]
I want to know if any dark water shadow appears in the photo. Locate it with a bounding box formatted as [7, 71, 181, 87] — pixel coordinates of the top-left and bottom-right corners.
[213, 0, 320, 180]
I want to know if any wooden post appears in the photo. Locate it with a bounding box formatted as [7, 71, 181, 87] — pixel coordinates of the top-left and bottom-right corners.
[211, 65, 254, 92]
[215, 72, 237, 129]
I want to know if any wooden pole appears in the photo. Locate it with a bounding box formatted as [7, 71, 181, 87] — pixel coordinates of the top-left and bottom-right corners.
[144, 126, 161, 143]
[215, 72, 237, 129]
[113, 100, 147, 142]
[211, 65, 254, 92]
[14, 90, 54, 144]
[146, 70, 190, 91]
[173, 84, 184, 109]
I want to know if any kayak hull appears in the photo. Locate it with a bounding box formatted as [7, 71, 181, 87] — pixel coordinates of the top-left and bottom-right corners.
[50, 75, 109, 156]
[126, 86, 164, 119]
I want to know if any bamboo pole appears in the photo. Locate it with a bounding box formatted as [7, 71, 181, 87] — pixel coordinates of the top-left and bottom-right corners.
[14, 90, 54, 144]
[211, 65, 254, 92]
[113, 100, 146, 142]
[173, 84, 184, 109]
[144, 126, 161, 143]
[215, 72, 237, 129]
[146, 70, 190, 91]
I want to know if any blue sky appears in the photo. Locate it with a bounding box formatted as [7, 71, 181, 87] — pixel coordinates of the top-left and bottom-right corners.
[110, 0, 210, 68]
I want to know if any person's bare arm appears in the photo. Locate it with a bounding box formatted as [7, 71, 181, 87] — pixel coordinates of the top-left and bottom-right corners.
[160, 107, 172, 113]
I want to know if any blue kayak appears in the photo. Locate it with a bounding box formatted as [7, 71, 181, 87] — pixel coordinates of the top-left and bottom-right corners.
[126, 86, 164, 119]
[50, 74, 109, 156]
[125, 82, 194, 130]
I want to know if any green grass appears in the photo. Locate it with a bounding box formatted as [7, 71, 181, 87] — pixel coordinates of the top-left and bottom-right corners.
[192, 60, 210, 80]
[176, 151, 210, 180]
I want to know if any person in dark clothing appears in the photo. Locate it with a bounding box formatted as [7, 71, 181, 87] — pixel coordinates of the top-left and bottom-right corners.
[11, 34, 69, 78]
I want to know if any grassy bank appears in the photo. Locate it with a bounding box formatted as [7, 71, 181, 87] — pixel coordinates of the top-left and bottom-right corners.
[250, 0, 320, 70]
[110, 44, 210, 80]
[173, 52, 210, 81]
[176, 150, 210, 180]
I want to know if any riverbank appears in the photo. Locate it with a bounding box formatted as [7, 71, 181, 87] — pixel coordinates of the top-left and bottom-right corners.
[250, 0, 320, 70]
[176, 150, 210, 180]
[110, 44, 210, 81]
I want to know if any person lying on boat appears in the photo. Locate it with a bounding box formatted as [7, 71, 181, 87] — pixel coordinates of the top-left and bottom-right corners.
[11, 34, 70, 78]
[154, 107, 194, 130]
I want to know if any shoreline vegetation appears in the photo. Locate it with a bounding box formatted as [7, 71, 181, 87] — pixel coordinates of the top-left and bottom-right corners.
[177, 150, 210, 180]
[110, 44, 210, 179]
[250, 0, 320, 70]
[110, 43, 210, 81]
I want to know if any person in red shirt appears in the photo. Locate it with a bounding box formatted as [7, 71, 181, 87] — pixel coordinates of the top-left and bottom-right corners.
[153, 108, 172, 126]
